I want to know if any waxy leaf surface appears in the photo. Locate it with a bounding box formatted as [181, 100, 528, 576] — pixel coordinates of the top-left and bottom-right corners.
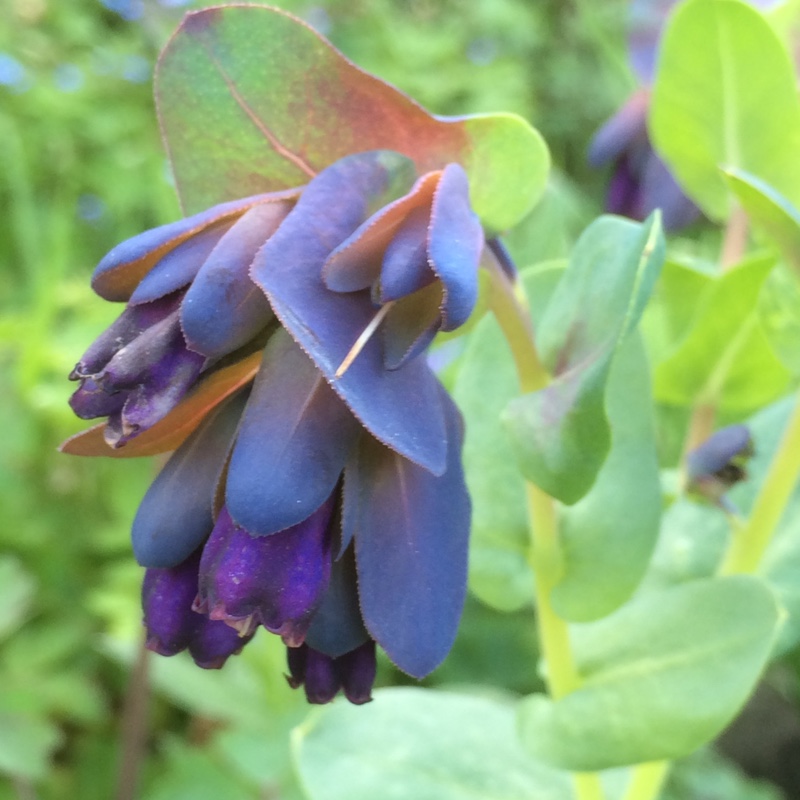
[132, 391, 247, 568]
[654, 254, 791, 413]
[226, 328, 360, 536]
[519, 576, 780, 770]
[252, 151, 448, 476]
[650, 0, 800, 220]
[350, 391, 470, 679]
[552, 334, 661, 622]
[180, 202, 290, 358]
[156, 4, 548, 232]
[503, 214, 664, 504]
[724, 168, 800, 275]
[294, 688, 572, 800]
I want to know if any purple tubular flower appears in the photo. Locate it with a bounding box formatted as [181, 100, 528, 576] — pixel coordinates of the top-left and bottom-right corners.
[69, 150, 478, 705]
[142, 549, 253, 668]
[286, 641, 377, 705]
[196, 501, 335, 645]
[588, 90, 700, 232]
[68, 190, 298, 448]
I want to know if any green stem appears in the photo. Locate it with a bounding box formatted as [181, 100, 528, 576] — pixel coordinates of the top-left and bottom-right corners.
[485, 244, 548, 394]
[525, 481, 581, 698]
[719, 391, 800, 575]
[486, 245, 605, 800]
[622, 761, 670, 800]
[679, 207, 749, 466]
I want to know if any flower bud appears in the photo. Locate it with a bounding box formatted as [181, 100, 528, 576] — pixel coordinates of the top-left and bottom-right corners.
[197, 499, 335, 645]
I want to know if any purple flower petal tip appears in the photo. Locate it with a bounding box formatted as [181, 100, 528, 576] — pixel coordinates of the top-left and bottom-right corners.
[197, 501, 335, 642]
[285, 641, 377, 705]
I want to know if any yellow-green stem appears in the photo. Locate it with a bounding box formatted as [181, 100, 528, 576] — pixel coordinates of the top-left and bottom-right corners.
[679, 207, 749, 465]
[485, 253, 547, 394]
[719, 391, 800, 574]
[622, 761, 670, 800]
[486, 246, 605, 800]
[525, 481, 581, 698]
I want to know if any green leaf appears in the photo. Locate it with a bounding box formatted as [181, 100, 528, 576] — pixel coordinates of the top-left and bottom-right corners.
[142, 737, 254, 800]
[664, 748, 782, 800]
[503, 214, 665, 504]
[642, 395, 800, 653]
[453, 263, 563, 611]
[758, 262, 800, 374]
[0, 695, 61, 781]
[654, 254, 791, 412]
[641, 259, 715, 365]
[724, 168, 800, 273]
[650, 0, 800, 221]
[292, 688, 572, 800]
[518, 576, 781, 770]
[551, 334, 661, 622]
[0, 557, 35, 641]
[156, 6, 548, 232]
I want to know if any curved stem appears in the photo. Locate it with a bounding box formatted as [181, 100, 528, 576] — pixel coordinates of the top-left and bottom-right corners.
[525, 481, 581, 698]
[485, 245, 548, 394]
[486, 243, 604, 800]
[719, 391, 800, 575]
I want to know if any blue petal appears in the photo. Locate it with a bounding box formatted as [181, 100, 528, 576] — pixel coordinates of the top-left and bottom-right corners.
[587, 91, 649, 168]
[129, 221, 233, 306]
[180, 203, 288, 358]
[352, 387, 470, 678]
[92, 193, 286, 302]
[428, 164, 483, 331]
[252, 151, 448, 475]
[225, 328, 361, 536]
[305, 547, 369, 658]
[383, 283, 442, 370]
[380, 204, 435, 301]
[321, 165, 429, 294]
[131, 390, 247, 568]
[640, 153, 701, 231]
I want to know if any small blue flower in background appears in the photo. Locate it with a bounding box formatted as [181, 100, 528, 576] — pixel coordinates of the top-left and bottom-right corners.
[588, 0, 700, 231]
[588, 88, 700, 231]
[591, 0, 784, 231]
[98, 0, 144, 22]
[0, 53, 31, 93]
[54, 63, 85, 93]
[686, 424, 754, 512]
[77, 194, 107, 224]
[66, 150, 479, 704]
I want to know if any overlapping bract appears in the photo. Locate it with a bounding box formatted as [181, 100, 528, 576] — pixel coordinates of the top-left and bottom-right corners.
[66, 150, 478, 703]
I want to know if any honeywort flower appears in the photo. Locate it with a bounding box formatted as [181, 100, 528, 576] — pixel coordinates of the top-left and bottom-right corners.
[588, 0, 700, 231]
[588, 89, 700, 231]
[63, 1, 547, 705]
[686, 424, 754, 512]
[66, 150, 476, 702]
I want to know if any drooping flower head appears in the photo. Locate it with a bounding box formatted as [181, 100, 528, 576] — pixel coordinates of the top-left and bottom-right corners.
[588, 1, 701, 231]
[63, 5, 547, 703]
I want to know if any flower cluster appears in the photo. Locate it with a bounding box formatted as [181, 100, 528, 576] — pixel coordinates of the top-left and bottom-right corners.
[67, 150, 478, 703]
[588, 0, 700, 231]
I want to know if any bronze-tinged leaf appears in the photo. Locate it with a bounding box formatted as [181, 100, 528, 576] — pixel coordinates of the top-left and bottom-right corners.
[60, 350, 261, 458]
[156, 5, 548, 233]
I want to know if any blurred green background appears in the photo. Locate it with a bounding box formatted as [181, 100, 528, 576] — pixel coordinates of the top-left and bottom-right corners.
[1, 1, 788, 798]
